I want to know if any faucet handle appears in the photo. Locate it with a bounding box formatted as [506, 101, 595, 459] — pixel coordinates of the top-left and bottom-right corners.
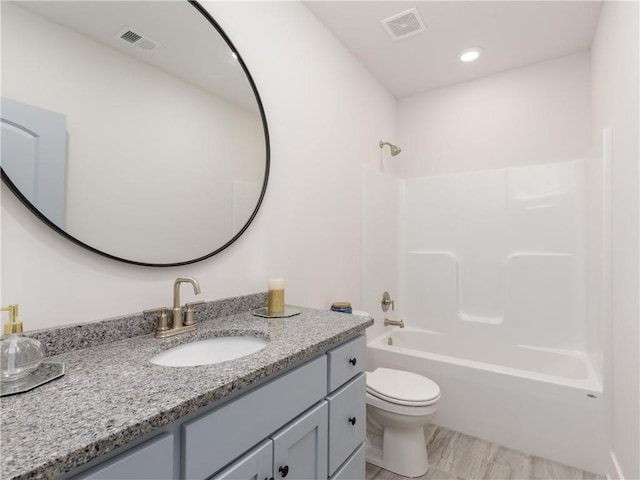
[144, 307, 169, 334]
[184, 301, 205, 326]
[144, 307, 167, 316]
[381, 291, 395, 312]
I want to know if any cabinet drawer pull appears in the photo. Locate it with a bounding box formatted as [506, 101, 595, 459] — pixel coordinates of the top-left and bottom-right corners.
[348, 416, 357, 425]
[279, 465, 289, 477]
[349, 357, 357, 366]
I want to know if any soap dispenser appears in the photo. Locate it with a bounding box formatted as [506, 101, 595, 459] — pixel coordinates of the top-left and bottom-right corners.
[1, 305, 44, 381]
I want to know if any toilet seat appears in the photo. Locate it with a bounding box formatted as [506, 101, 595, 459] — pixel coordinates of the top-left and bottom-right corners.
[366, 368, 440, 407]
[366, 391, 439, 417]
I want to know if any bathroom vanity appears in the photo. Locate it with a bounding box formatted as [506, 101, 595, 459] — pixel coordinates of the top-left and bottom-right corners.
[0, 298, 372, 480]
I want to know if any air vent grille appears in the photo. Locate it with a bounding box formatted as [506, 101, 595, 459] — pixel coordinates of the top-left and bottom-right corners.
[120, 30, 142, 44]
[381, 8, 426, 41]
[116, 27, 162, 52]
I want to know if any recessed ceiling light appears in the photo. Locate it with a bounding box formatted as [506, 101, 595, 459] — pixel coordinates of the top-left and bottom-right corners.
[459, 47, 482, 62]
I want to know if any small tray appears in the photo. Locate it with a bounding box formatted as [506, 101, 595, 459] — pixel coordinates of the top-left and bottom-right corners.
[252, 306, 301, 318]
[1, 361, 66, 397]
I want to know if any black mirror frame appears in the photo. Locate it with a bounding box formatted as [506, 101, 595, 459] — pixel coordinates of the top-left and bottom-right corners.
[1, 0, 270, 267]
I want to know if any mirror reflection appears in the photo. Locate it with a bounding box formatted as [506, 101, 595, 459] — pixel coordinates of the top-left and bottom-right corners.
[1, 1, 269, 265]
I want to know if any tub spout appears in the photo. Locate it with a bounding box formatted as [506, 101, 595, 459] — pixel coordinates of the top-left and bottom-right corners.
[384, 318, 404, 328]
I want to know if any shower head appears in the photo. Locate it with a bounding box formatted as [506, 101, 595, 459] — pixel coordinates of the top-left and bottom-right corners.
[379, 141, 402, 156]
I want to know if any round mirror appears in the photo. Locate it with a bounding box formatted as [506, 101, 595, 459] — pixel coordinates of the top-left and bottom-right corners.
[1, 1, 269, 266]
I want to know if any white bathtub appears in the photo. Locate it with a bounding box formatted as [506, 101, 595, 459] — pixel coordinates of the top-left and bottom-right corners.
[366, 328, 606, 474]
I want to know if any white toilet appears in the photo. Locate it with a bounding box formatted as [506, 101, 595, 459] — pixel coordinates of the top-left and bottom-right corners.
[365, 367, 441, 477]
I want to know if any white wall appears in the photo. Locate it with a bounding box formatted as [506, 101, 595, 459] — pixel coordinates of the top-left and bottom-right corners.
[590, 2, 640, 479]
[0, 1, 396, 330]
[397, 52, 591, 178]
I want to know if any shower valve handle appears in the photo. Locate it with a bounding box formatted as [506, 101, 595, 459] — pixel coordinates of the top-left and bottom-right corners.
[381, 291, 395, 312]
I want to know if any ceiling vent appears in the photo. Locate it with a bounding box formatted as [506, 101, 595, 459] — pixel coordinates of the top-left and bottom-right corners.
[116, 27, 162, 52]
[381, 8, 426, 41]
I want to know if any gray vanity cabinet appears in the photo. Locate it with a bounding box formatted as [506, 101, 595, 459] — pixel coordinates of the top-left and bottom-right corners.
[183, 356, 327, 479]
[210, 335, 365, 480]
[211, 402, 328, 480]
[66, 335, 366, 480]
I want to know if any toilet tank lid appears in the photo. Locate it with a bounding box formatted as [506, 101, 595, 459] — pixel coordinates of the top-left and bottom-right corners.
[366, 367, 440, 403]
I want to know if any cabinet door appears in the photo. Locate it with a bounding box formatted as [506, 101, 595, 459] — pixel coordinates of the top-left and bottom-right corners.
[210, 440, 273, 480]
[272, 402, 328, 480]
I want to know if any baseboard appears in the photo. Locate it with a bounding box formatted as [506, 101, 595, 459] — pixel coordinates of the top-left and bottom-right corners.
[607, 451, 624, 480]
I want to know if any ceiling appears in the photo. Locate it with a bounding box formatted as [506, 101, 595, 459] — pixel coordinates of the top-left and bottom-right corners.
[304, 1, 603, 98]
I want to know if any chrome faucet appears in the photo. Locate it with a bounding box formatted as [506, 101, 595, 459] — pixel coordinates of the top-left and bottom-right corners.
[144, 277, 202, 338]
[384, 318, 405, 328]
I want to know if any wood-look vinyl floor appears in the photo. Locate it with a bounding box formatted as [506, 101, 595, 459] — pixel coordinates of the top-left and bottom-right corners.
[366, 426, 606, 480]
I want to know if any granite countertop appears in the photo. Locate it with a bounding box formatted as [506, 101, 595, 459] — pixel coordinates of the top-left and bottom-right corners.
[0, 305, 372, 480]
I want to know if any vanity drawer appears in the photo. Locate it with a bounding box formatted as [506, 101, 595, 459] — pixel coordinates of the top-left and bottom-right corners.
[183, 355, 327, 480]
[330, 443, 365, 480]
[327, 335, 366, 391]
[326, 373, 366, 475]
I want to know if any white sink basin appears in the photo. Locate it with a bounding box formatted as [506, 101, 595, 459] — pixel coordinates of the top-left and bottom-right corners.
[150, 336, 269, 367]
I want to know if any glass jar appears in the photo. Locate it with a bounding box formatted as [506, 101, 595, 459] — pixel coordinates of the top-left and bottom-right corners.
[1, 334, 45, 381]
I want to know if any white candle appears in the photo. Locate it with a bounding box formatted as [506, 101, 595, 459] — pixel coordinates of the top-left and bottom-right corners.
[268, 278, 285, 314]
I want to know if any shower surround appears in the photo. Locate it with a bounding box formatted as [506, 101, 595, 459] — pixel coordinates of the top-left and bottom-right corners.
[400, 159, 587, 354]
[362, 160, 605, 473]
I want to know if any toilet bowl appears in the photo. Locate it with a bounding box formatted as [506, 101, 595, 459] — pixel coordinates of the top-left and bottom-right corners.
[365, 367, 440, 477]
